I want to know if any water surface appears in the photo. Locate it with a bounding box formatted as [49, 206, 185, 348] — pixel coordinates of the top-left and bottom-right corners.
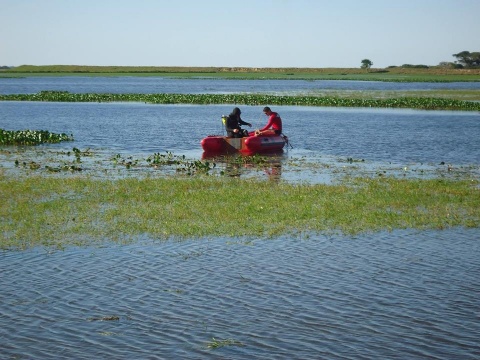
[1, 76, 480, 95]
[1, 229, 479, 359]
[2, 102, 479, 162]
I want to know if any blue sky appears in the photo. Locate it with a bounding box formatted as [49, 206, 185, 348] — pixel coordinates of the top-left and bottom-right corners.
[1, 0, 479, 68]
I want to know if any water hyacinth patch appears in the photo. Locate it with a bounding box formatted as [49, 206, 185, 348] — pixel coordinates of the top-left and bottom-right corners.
[0, 128, 74, 145]
[1, 91, 479, 111]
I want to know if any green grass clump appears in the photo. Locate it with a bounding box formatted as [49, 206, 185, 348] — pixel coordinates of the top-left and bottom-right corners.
[206, 337, 244, 349]
[1, 174, 478, 250]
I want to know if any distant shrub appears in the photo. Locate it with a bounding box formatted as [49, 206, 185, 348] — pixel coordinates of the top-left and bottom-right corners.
[401, 64, 430, 69]
[438, 62, 464, 69]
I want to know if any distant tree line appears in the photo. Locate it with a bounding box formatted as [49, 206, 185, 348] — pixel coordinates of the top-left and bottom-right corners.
[363, 50, 479, 70]
[387, 64, 430, 69]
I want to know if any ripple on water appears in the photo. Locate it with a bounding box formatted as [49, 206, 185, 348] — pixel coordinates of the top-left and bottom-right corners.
[1, 228, 479, 359]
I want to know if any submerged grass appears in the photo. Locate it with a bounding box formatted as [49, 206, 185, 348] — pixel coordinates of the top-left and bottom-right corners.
[206, 337, 244, 349]
[1, 174, 478, 250]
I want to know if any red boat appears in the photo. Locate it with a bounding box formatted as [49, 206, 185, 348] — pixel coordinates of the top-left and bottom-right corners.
[201, 132, 287, 155]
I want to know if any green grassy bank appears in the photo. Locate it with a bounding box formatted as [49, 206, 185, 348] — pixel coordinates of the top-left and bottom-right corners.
[2, 65, 480, 82]
[1, 174, 478, 250]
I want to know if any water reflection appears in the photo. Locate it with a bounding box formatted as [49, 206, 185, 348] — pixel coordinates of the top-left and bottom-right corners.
[265, 162, 282, 182]
[224, 161, 242, 178]
[202, 152, 285, 181]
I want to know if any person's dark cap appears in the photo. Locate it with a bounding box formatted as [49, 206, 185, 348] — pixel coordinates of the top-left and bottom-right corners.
[232, 107, 241, 115]
[263, 106, 271, 112]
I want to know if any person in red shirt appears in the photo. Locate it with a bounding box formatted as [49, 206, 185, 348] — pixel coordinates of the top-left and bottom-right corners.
[256, 106, 282, 136]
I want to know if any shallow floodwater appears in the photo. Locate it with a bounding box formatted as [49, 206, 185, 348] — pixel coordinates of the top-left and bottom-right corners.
[1, 76, 480, 95]
[1, 101, 477, 160]
[1, 78, 479, 359]
[1, 100, 479, 183]
[1, 229, 479, 359]
[1, 76, 479, 170]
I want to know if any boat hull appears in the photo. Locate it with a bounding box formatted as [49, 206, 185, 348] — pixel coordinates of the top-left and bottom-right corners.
[201, 134, 286, 155]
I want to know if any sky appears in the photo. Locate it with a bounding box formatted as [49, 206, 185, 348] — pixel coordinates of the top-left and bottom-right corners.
[1, 0, 479, 68]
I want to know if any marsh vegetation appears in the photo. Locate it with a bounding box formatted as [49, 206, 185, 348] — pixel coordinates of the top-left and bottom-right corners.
[1, 165, 479, 250]
[1, 72, 479, 250]
[2, 65, 480, 82]
[2, 90, 479, 111]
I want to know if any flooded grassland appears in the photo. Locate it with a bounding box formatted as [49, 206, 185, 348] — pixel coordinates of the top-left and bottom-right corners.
[1, 76, 480, 358]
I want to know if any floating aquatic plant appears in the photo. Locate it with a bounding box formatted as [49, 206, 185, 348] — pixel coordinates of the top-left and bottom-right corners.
[146, 151, 183, 166]
[145, 151, 216, 175]
[0, 128, 73, 145]
[1, 91, 479, 111]
[177, 159, 216, 176]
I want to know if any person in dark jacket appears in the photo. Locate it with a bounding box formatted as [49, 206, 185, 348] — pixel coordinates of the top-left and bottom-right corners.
[225, 107, 252, 138]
